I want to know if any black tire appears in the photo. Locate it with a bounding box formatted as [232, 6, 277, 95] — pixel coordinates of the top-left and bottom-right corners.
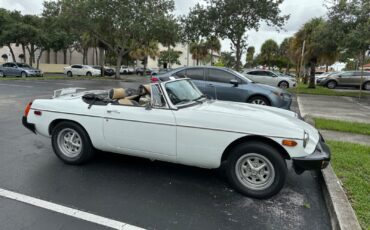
[226, 142, 287, 199]
[362, 81, 370, 91]
[247, 96, 271, 106]
[326, 80, 337, 89]
[278, 81, 289, 89]
[51, 121, 95, 165]
[21, 71, 28, 78]
[86, 72, 92, 76]
[0, 71, 4, 78]
[67, 71, 73, 77]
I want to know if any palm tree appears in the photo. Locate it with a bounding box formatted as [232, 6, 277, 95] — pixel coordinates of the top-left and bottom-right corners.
[190, 41, 208, 66]
[205, 36, 221, 65]
[260, 39, 279, 69]
[130, 41, 159, 73]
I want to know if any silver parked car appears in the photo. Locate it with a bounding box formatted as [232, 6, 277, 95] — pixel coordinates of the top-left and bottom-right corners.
[0, 62, 43, 77]
[319, 71, 370, 90]
[243, 69, 297, 89]
[153, 66, 292, 110]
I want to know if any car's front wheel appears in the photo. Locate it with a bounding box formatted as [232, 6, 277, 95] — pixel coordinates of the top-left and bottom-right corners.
[278, 81, 289, 89]
[226, 142, 287, 199]
[86, 72, 92, 76]
[67, 71, 73, 77]
[51, 121, 94, 165]
[326, 80, 337, 89]
[362, 81, 370, 91]
[21, 71, 28, 78]
[248, 96, 271, 106]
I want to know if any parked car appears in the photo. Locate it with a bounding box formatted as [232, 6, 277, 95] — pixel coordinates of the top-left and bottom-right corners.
[22, 78, 330, 198]
[319, 71, 370, 90]
[154, 66, 292, 110]
[136, 67, 158, 76]
[315, 72, 338, 84]
[63, 65, 101, 77]
[0, 62, 43, 77]
[120, 66, 135, 74]
[92, 65, 115, 76]
[243, 69, 297, 89]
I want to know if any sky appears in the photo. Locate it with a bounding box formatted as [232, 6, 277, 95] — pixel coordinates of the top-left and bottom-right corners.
[0, 0, 328, 55]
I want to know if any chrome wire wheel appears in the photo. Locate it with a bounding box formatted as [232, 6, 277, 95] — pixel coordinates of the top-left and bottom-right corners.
[235, 153, 275, 191]
[57, 128, 82, 158]
[251, 99, 267, 105]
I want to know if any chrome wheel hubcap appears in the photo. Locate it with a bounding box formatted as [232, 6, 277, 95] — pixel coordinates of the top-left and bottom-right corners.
[251, 99, 266, 105]
[57, 128, 82, 158]
[280, 82, 288, 88]
[328, 82, 336, 88]
[235, 153, 275, 190]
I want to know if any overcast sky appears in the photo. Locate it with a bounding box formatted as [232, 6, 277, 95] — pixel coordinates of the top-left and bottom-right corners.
[0, 0, 328, 55]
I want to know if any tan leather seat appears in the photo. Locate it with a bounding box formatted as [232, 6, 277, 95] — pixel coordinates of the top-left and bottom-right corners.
[109, 88, 140, 106]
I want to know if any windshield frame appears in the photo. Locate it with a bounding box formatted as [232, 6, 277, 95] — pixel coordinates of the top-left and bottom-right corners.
[162, 78, 207, 109]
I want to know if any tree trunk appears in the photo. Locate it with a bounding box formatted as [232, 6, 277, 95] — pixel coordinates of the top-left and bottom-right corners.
[115, 51, 123, 79]
[63, 49, 67, 64]
[36, 49, 44, 69]
[235, 40, 242, 71]
[359, 50, 366, 99]
[99, 47, 105, 77]
[26, 45, 33, 66]
[210, 50, 213, 66]
[68, 48, 73, 65]
[308, 58, 316, 89]
[21, 44, 26, 63]
[95, 47, 98, 65]
[325, 64, 329, 72]
[7, 44, 16, 62]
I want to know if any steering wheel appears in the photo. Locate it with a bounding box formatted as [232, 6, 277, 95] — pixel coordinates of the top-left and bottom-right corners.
[166, 88, 180, 104]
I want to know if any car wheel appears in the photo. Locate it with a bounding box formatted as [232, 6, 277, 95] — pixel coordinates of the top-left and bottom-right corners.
[0, 71, 4, 78]
[326, 80, 337, 89]
[362, 82, 370, 91]
[248, 96, 271, 106]
[86, 72, 92, 76]
[51, 121, 95, 165]
[226, 142, 287, 199]
[67, 71, 73, 77]
[21, 72, 28, 78]
[278, 81, 289, 89]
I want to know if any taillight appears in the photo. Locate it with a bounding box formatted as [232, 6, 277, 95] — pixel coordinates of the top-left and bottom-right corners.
[24, 101, 33, 117]
[151, 77, 159, 83]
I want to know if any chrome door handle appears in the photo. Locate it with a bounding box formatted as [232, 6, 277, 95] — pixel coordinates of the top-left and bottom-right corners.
[207, 84, 215, 87]
[107, 109, 120, 114]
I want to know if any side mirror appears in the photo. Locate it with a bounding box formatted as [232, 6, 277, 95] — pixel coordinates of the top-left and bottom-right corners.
[230, 79, 239, 87]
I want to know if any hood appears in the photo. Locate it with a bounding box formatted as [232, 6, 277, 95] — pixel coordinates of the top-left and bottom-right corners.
[176, 100, 318, 140]
[253, 83, 290, 95]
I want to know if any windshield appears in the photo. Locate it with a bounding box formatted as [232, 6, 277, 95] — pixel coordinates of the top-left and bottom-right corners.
[17, 63, 31, 68]
[164, 80, 204, 106]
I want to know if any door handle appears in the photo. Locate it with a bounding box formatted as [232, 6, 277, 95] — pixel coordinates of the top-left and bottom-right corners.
[107, 109, 120, 114]
[207, 84, 215, 87]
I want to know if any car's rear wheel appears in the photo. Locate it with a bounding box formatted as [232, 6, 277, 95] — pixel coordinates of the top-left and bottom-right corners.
[278, 81, 289, 89]
[51, 121, 94, 165]
[362, 82, 370, 91]
[226, 142, 287, 199]
[67, 71, 73, 77]
[0, 71, 4, 78]
[326, 80, 337, 89]
[21, 71, 27, 78]
[86, 72, 92, 76]
[248, 96, 270, 106]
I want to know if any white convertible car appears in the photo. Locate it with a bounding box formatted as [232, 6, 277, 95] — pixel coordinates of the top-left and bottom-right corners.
[22, 78, 330, 198]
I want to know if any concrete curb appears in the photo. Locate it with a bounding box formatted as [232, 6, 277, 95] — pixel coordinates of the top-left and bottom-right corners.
[303, 115, 362, 230]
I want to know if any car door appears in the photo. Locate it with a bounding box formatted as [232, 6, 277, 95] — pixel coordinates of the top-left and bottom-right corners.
[184, 68, 206, 91]
[337, 72, 354, 85]
[204, 68, 245, 101]
[103, 84, 176, 157]
[1, 63, 11, 75]
[71, 65, 82, 75]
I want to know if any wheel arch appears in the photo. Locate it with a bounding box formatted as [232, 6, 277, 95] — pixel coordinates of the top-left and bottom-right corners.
[246, 94, 271, 105]
[221, 135, 291, 163]
[278, 80, 289, 88]
[49, 119, 88, 137]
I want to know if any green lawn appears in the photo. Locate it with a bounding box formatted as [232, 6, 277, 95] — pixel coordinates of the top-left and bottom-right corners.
[288, 83, 370, 97]
[314, 118, 370, 136]
[327, 141, 370, 229]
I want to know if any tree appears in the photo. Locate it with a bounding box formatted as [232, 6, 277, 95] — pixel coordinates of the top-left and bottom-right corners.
[205, 36, 221, 65]
[260, 39, 279, 69]
[190, 41, 209, 65]
[129, 41, 160, 72]
[184, 0, 288, 70]
[158, 48, 182, 68]
[61, 0, 175, 78]
[245, 46, 255, 68]
[219, 51, 236, 68]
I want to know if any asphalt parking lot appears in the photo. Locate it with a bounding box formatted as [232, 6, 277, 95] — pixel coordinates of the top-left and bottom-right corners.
[0, 80, 330, 230]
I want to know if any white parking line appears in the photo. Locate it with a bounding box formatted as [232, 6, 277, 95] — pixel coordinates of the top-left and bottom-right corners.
[0, 83, 33, 88]
[0, 188, 145, 230]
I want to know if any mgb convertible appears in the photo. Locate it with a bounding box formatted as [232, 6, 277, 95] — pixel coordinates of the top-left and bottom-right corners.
[22, 78, 330, 198]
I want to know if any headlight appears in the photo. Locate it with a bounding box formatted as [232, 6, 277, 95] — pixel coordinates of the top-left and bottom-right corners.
[303, 131, 309, 148]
